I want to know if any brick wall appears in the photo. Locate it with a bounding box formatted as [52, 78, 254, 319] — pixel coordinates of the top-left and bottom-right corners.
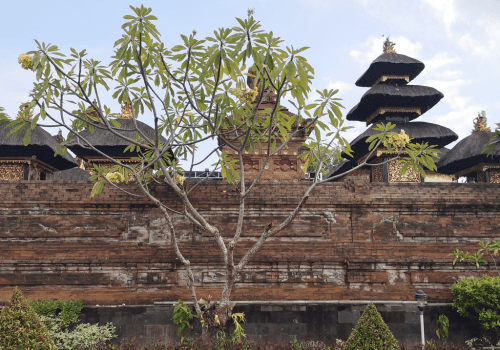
[1, 178, 499, 305]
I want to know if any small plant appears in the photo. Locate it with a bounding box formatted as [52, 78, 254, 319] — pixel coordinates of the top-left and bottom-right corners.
[0, 288, 56, 349]
[426, 339, 437, 348]
[436, 315, 450, 344]
[230, 312, 247, 344]
[343, 302, 399, 350]
[172, 299, 199, 337]
[449, 239, 500, 271]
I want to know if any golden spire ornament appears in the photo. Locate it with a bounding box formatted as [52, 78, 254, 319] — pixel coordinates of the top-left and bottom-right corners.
[472, 111, 491, 133]
[383, 36, 396, 54]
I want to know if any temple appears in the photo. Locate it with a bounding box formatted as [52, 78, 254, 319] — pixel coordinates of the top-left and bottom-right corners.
[328, 39, 458, 183]
[218, 70, 313, 183]
[0, 105, 76, 180]
[438, 111, 500, 183]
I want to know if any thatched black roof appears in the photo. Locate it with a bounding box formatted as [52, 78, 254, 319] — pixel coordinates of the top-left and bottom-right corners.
[48, 167, 91, 182]
[346, 85, 444, 123]
[0, 122, 77, 170]
[437, 131, 500, 174]
[344, 122, 458, 161]
[356, 53, 425, 87]
[326, 160, 357, 179]
[69, 119, 168, 159]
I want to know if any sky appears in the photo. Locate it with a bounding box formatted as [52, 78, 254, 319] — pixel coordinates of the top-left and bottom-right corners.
[1, 0, 500, 169]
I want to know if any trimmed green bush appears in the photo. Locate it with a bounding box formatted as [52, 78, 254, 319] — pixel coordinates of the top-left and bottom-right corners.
[29, 299, 83, 325]
[344, 302, 399, 350]
[0, 288, 56, 350]
[451, 275, 500, 331]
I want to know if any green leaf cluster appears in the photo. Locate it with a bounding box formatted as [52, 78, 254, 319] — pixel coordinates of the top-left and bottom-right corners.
[366, 122, 441, 178]
[451, 275, 500, 331]
[343, 302, 399, 350]
[449, 239, 500, 268]
[29, 299, 83, 325]
[172, 299, 199, 337]
[0, 288, 56, 350]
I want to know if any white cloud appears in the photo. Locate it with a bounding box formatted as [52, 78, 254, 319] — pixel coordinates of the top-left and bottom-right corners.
[424, 78, 482, 140]
[421, 0, 458, 37]
[458, 33, 489, 56]
[422, 52, 461, 72]
[350, 36, 423, 64]
[326, 81, 354, 94]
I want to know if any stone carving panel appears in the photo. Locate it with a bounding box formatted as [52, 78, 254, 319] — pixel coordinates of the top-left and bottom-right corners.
[387, 160, 421, 183]
[371, 165, 384, 182]
[489, 169, 500, 183]
[0, 163, 24, 180]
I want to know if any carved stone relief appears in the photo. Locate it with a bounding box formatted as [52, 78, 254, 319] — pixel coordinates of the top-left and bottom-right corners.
[489, 169, 500, 183]
[388, 159, 421, 183]
[0, 163, 25, 180]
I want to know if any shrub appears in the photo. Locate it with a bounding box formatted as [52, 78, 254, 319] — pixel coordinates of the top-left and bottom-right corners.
[41, 314, 116, 350]
[0, 288, 56, 350]
[29, 299, 83, 325]
[343, 302, 399, 350]
[451, 275, 500, 331]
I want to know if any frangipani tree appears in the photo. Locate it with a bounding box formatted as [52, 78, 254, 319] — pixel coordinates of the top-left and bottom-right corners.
[3, 5, 439, 342]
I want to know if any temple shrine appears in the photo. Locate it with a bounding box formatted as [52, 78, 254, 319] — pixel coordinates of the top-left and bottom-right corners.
[328, 39, 459, 183]
[438, 111, 500, 183]
[218, 71, 313, 183]
[0, 105, 76, 180]
[68, 103, 170, 174]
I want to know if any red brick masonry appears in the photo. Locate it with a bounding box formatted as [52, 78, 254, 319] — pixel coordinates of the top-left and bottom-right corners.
[1, 177, 498, 305]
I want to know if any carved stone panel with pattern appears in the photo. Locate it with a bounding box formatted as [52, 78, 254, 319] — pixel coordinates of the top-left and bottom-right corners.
[387, 159, 421, 183]
[490, 169, 500, 183]
[0, 163, 24, 180]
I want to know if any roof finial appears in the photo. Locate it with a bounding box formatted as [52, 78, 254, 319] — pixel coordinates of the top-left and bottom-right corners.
[472, 111, 491, 133]
[119, 102, 134, 120]
[383, 36, 396, 54]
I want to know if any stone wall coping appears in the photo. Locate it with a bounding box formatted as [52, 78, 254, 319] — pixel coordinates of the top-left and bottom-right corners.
[153, 300, 452, 306]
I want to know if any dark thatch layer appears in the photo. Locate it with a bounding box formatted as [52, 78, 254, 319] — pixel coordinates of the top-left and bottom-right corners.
[346, 85, 444, 123]
[356, 53, 425, 87]
[326, 160, 357, 179]
[48, 167, 91, 182]
[438, 131, 500, 174]
[434, 147, 450, 166]
[69, 119, 168, 159]
[344, 122, 458, 161]
[0, 122, 77, 170]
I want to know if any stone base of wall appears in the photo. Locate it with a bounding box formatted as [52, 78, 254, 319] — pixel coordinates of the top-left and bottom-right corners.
[79, 302, 478, 347]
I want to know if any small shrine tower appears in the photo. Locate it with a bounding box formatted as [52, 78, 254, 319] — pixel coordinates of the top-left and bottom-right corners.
[219, 71, 313, 183]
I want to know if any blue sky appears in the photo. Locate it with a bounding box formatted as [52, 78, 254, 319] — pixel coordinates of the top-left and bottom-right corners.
[1, 0, 500, 168]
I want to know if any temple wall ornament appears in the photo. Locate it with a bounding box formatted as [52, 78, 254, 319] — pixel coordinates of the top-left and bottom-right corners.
[424, 173, 455, 182]
[489, 169, 500, 183]
[0, 163, 25, 180]
[366, 107, 421, 125]
[388, 159, 421, 183]
[472, 112, 491, 133]
[372, 74, 410, 87]
[371, 164, 384, 182]
[0, 158, 57, 181]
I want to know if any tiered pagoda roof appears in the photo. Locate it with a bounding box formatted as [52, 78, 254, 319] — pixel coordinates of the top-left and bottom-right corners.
[331, 38, 458, 182]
